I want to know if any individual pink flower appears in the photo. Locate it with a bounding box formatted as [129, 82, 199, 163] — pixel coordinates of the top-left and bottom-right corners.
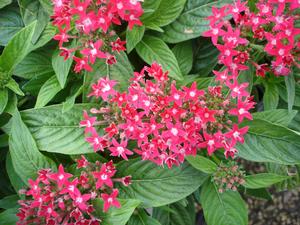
[109, 139, 133, 160]
[48, 164, 73, 188]
[101, 189, 121, 212]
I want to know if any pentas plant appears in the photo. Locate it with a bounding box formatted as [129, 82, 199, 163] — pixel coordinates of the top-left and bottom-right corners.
[52, 0, 143, 73]
[16, 156, 131, 225]
[80, 63, 255, 168]
[204, 0, 300, 78]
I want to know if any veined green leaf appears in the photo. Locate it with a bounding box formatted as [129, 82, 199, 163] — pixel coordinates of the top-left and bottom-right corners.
[162, 0, 232, 43]
[244, 173, 290, 189]
[200, 181, 248, 225]
[9, 110, 56, 184]
[116, 159, 208, 207]
[136, 36, 183, 81]
[186, 155, 217, 174]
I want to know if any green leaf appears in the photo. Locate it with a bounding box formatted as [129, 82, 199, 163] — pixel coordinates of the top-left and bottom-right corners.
[238, 63, 254, 93]
[14, 49, 53, 79]
[200, 181, 248, 225]
[35, 75, 62, 108]
[285, 72, 295, 112]
[140, 0, 162, 20]
[0, 88, 8, 114]
[52, 47, 74, 88]
[185, 155, 217, 174]
[279, 82, 300, 107]
[5, 78, 24, 96]
[245, 188, 272, 201]
[126, 25, 145, 53]
[244, 173, 290, 189]
[237, 119, 300, 165]
[192, 38, 219, 76]
[6, 152, 30, 192]
[83, 51, 133, 101]
[0, 195, 19, 209]
[0, 208, 18, 225]
[0, 4, 24, 46]
[0, 0, 12, 9]
[252, 109, 298, 127]
[38, 0, 53, 15]
[172, 41, 193, 75]
[93, 199, 140, 225]
[31, 5, 49, 44]
[3, 92, 17, 115]
[18, 0, 39, 25]
[0, 20, 36, 73]
[143, 0, 186, 28]
[9, 110, 56, 184]
[62, 84, 83, 113]
[161, 0, 232, 43]
[20, 104, 96, 154]
[28, 23, 56, 52]
[128, 209, 162, 225]
[263, 82, 279, 110]
[153, 197, 195, 225]
[136, 35, 183, 81]
[116, 158, 208, 207]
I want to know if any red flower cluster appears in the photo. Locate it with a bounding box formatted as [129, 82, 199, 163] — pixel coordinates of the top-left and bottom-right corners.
[16, 157, 131, 225]
[52, 0, 143, 73]
[80, 63, 255, 168]
[204, 0, 300, 77]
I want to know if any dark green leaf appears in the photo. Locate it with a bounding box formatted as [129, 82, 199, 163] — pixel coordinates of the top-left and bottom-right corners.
[244, 173, 290, 189]
[62, 84, 83, 113]
[192, 38, 218, 76]
[285, 72, 295, 112]
[128, 209, 162, 225]
[200, 181, 248, 225]
[35, 75, 62, 108]
[279, 83, 300, 107]
[172, 41, 193, 75]
[9, 110, 56, 184]
[143, 0, 186, 28]
[185, 155, 217, 174]
[140, 0, 162, 20]
[31, 5, 49, 44]
[14, 49, 53, 79]
[21, 104, 96, 154]
[0, 21, 36, 73]
[0, 0, 12, 9]
[93, 198, 140, 225]
[136, 35, 183, 81]
[116, 158, 208, 207]
[162, 0, 232, 43]
[245, 188, 272, 201]
[0, 208, 18, 225]
[5, 78, 24, 96]
[6, 152, 30, 192]
[0, 88, 8, 114]
[237, 119, 300, 165]
[263, 82, 279, 110]
[153, 197, 195, 225]
[52, 47, 74, 88]
[252, 109, 298, 127]
[0, 195, 19, 209]
[126, 25, 145, 53]
[0, 4, 24, 46]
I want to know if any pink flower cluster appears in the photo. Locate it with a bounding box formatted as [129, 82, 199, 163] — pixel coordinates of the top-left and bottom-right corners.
[16, 156, 131, 225]
[204, 0, 300, 77]
[52, 0, 143, 73]
[80, 63, 255, 168]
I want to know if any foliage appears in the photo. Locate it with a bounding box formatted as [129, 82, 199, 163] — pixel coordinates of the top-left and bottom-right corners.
[0, 0, 299, 224]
